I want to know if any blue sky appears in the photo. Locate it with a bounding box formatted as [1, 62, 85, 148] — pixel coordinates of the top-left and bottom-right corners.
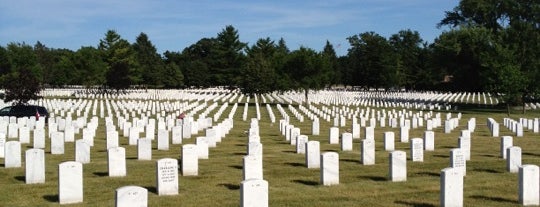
[0, 0, 458, 56]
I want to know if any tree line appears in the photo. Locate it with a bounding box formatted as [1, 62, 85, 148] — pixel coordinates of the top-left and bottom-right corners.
[0, 0, 538, 107]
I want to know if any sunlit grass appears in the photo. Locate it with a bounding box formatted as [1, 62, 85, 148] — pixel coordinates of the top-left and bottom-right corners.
[1, 100, 540, 206]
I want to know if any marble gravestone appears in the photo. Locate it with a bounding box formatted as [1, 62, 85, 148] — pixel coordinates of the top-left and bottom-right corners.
[115, 185, 148, 207]
[156, 158, 179, 196]
[519, 165, 540, 206]
[5, 141, 21, 168]
[59, 161, 83, 204]
[108, 147, 127, 177]
[138, 138, 152, 160]
[440, 167, 463, 207]
[320, 152, 339, 186]
[240, 179, 268, 207]
[25, 148, 45, 184]
[389, 150, 406, 182]
[182, 144, 198, 176]
[306, 141, 320, 169]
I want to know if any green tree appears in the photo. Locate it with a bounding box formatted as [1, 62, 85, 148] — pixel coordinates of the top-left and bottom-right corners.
[73, 46, 107, 88]
[321, 40, 339, 87]
[98, 30, 139, 91]
[133, 33, 165, 88]
[389, 30, 424, 89]
[161, 62, 184, 88]
[214, 25, 247, 87]
[240, 38, 278, 96]
[283, 47, 331, 103]
[1, 43, 43, 104]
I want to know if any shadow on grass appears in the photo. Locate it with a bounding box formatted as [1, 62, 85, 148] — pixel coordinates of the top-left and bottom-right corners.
[523, 152, 540, 157]
[472, 168, 501, 174]
[285, 162, 304, 167]
[282, 150, 296, 154]
[14, 176, 25, 182]
[143, 186, 157, 194]
[229, 165, 243, 170]
[414, 172, 440, 177]
[340, 158, 360, 164]
[292, 179, 318, 186]
[218, 183, 240, 190]
[480, 154, 498, 158]
[0, 163, 4, 167]
[359, 176, 386, 182]
[441, 146, 455, 149]
[126, 157, 137, 160]
[394, 200, 435, 207]
[43, 194, 58, 202]
[235, 144, 246, 147]
[93, 172, 108, 177]
[432, 154, 449, 158]
[232, 152, 246, 156]
[469, 195, 515, 203]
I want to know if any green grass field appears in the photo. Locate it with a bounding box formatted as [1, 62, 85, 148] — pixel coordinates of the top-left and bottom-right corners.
[1, 98, 539, 206]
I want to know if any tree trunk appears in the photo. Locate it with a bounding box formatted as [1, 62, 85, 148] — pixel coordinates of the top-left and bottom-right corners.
[506, 103, 510, 116]
[304, 88, 309, 106]
[522, 102, 526, 114]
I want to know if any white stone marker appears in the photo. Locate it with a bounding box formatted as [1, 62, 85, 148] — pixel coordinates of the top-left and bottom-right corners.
[156, 158, 179, 195]
[116, 185, 148, 207]
[423, 131, 435, 151]
[172, 126, 182, 144]
[157, 129, 169, 151]
[243, 155, 263, 180]
[59, 161, 83, 204]
[19, 126, 30, 144]
[450, 148, 466, 176]
[500, 136, 513, 159]
[75, 140, 91, 164]
[361, 139, 375, 165]
[128, 127, 140, 146]
[389, 150, 407, 182]
[8, 123, 17, 138]
[519, 165, 540, 206]
[64, 125, 75, 142]
[181, 144, 198, 176]
[182, 120, 191, 139]
[0, 136, 5, 158]
[440, 167, 463, 207]
[329, 127, 339, 144]
[306, 141, 320, 169]
[410, 138, 424, 162]
[458, 136, 471, 161]
[507, 146, 522, 173]
[106, 130, 119, 150]
[290, 127, 300, 146]
[51, 132, 64, 155]
[240, 179, 268, 207]
[25, 148, 45, 184]
[384, 132, 395, 151]
[206, 128, 217, 147]
[400, 126, 409, 143]
[492, 123, 499, 137]
[296, 135, 308, 154]
[320, 152, 339, 186]
[108, 147, 127, 177]
[444, 120, 452, 134]
[312, 119, 320, 135]
[341, 133, 353, 151]
[5, 141, 22, 168]
[196, 137, 209, 159]
[138, 138, 152, 160]
[352, 123, 360, 139]
[33, 128, 45, 149]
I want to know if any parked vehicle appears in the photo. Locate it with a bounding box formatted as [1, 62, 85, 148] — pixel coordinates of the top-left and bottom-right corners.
[0, 105, 49, 121]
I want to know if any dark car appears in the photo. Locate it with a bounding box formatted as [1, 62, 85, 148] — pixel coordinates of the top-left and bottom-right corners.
[0, 105, 49, 120]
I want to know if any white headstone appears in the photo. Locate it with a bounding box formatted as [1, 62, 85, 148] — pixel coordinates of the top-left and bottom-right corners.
[500, 136, 513, 159]
[296, 135, 308, 154]
[507, 146, 522, 173]
[75, 140, 91, 164]
[519, 165, 540, 206]
[329, 127, 339, 144]
[400, 126, 409, 143]
[423, 131, 435, 151]
[157, 129, 169, 151]
[384, 132, 395, 151]
[450, 148, 466, 176]
[196, 137, 209, 159]
[107, 130, 119, 150]
[440, 167, 463, 207]
[320, 152, 339, 186]
[115, 185, 148, 207]
[364, 127, 374, 140]
[25, 148, 45, 184]
[0, 136, 4, 158]
[290, 127, 300, 146]
[59, 161, 83, 204]
[352, 123, 360, 139]
[156, 158, 179, 195]
[181, 144, 198, 176]
[312, 119, 320, 135]
[108, 147, 126, 177]
[240, 179, 268, 207]
[306, 141, 320, 169]
[137, 138, 152, 160]
[361, 139, 375, 165]
[341, 133, 353, 151]
[64, 125, 75, 142]
[50, 132, 64, 155]
[410, 138, 424, 162]
[19, 127, 30, 144]
[243, 155, 263, 180]
[33, 128, 45, 149]
[458, 136, 471, 161]
[389, 150, 406, 182]
[172, 126, 182, 145]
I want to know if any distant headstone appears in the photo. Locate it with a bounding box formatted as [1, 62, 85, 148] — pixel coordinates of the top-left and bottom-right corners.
[352, 123, 360, 139]
[33, 128, 45, 149]
[196, 137, 209, 159]
[296, 135, 308, 154]
[306, 141, 320, 169]
[329, 127, 339, 144]
[384, 132, 395, 151]
[19, 127, 30, 144]
[75, 140, 91, 164]
[25, 148, 45, 184]
[519, 165, 540, 206]
[181, 144, 198, 176]
[115, 185, 148, 207]
[361, 139, 375, 165]
[108, 147, 126, 177]
[137, 138, 152, 160]
[59, 161, 83, 204]
[290, 127, 300, 146]
[129, 127, 140, 146]
[320, 152, 339, 186]
[172, 126, 182, 144]
[107, 130, 119, 150]
[458, 136, 471, 161]
[240, 179, 268, 207]
[424, 131, 435, 151]
[400, 126, 409, 143]
[312, 119, 320, 135]
[341, 133, 353, 151]
[0, 136, 5, 158]
[364, 127, 374, 140]
[243, 155, 263, 180]
[51, 132, 65, 155]
[156, 158, 179, 195]
[389, 150, 406, 182]
[450, 148, 466, 176]
[410, 138, 424, 162]
[157, 129, 169, 151]
[500, 136, 513, 159]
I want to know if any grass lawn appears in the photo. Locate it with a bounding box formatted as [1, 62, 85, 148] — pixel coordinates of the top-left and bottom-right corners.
[1, 97, 540, 206]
